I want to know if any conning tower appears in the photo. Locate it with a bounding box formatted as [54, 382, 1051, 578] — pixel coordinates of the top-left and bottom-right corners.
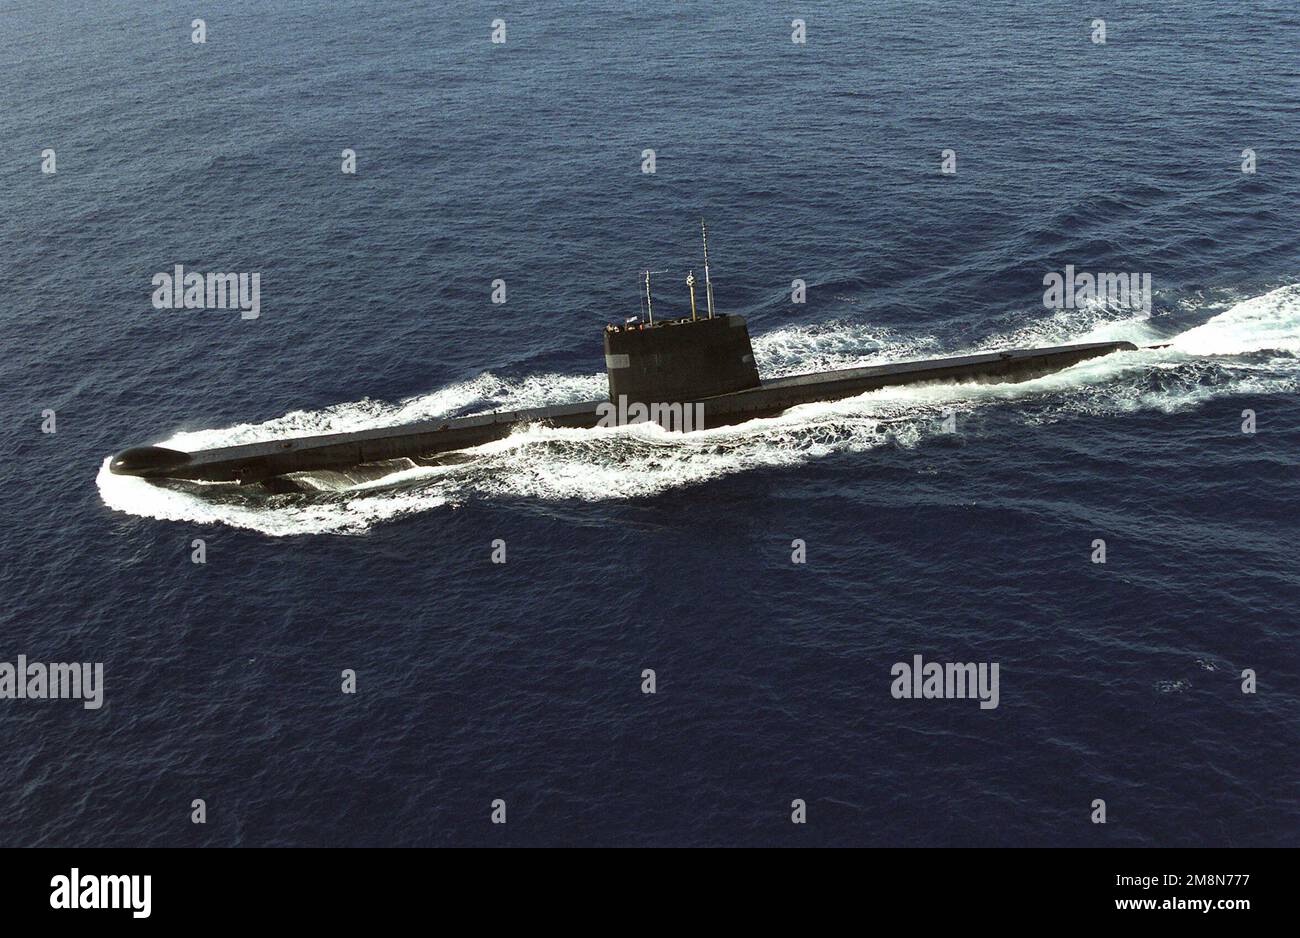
[604, 220, 761, 404]
[604, 315, 760, 403]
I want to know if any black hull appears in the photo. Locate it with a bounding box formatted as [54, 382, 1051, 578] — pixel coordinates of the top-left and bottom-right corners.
[110, 340, 1135, 484]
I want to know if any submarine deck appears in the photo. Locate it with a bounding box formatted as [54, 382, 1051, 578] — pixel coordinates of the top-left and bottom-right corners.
[759, 341, 1128, 393]
[110, 340, 1135, 482]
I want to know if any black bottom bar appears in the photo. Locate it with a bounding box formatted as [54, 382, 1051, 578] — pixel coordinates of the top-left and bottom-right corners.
[0, 846, 1279, 925]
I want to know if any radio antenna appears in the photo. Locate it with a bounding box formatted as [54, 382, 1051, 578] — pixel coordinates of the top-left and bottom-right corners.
[700, 218, 716, 318]
[643, 269, 668, 325]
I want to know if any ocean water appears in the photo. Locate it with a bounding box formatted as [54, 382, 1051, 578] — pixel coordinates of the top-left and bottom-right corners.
[2, 0, 1298, 846]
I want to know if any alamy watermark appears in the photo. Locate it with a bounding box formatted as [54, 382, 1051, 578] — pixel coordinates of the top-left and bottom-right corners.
[151, 264, 261, 319]
[890, 654, 1000, 709]
[1043, 265, 1151, 315]
[596, 395, 705, 432]
[0, 656, 104, 709]
[50, 869, 150, 918]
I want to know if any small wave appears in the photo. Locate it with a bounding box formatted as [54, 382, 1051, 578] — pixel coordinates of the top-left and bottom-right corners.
[1171, 283, 1300, 356]
[161, 370, 606, 452]
[973, 298, 1161, 351]
[753, 320, 939, 376]
[96, 458, 455, 537]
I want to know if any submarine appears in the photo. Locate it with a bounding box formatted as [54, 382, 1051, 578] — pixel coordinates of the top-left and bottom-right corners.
[111, 225, 1137, 486]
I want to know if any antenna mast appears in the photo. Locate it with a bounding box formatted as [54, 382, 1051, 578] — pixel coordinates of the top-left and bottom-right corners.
[643, 269, 667, 325]
[700, 218, 716, 318]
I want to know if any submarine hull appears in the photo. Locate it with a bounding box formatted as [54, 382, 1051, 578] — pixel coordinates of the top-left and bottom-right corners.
[110, 340, 1135, 484]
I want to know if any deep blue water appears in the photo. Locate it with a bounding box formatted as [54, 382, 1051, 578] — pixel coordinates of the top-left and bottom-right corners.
[2, 1, 1298, 846]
